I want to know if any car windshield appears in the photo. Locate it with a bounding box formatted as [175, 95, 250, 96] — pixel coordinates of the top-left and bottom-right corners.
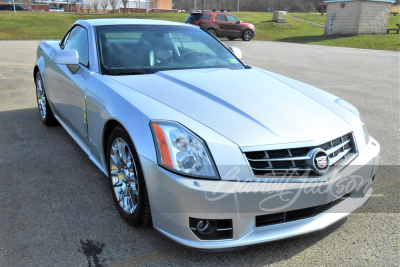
[95, 25, 245, 75]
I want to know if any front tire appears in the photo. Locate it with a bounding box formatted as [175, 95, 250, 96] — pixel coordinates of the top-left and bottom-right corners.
[107, 126, 151, 227]
[35, 72, 56, 125]
[242, 29, 253, 41]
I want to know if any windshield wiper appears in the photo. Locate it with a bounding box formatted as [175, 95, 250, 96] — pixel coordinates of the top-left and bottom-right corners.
[109, 71, 145, 76]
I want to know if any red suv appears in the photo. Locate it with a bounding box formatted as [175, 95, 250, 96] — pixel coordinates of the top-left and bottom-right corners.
[185, 12, 255, 41]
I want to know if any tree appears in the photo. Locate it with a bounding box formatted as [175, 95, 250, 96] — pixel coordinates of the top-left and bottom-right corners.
[109, 0, 117, 13]
[93, 0, 99, 13]
[315, 2, 327, 15]
[121, 0, 128, 13]
[132, 0, 138, 12]
[85, 0, 91, 13]
[202, 0, 205, 12]
[101, 0, 108, 13]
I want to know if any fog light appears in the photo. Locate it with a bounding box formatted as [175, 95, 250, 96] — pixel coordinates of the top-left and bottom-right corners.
[189, 218, 233, 240]
[197, 220, 209, 232]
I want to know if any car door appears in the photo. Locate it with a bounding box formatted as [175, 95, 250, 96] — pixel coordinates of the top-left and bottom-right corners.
[47, 25, 91, 144]
[214, 14, 230, 36]
[226, 15, 243, 37]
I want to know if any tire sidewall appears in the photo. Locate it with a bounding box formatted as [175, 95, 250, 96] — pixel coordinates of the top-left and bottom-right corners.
[107, 126, 147, 226]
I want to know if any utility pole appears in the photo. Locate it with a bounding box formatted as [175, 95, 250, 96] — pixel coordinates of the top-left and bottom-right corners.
[139, 0, 140, 13]
[194, 0, 196, 11]
[12, 0, 16, 12]
[202, 0, 204, 12]
[269, 0, 272, 12]
[237, 0, 239, 12]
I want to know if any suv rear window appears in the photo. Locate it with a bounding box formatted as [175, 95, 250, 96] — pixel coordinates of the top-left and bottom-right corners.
[185, 13, 211, 22]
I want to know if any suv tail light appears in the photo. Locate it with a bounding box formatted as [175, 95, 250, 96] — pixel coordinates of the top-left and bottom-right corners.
[196, 20, 202, 26]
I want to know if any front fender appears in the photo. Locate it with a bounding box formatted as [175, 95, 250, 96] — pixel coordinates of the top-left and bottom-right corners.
[34, 56, 46, 82]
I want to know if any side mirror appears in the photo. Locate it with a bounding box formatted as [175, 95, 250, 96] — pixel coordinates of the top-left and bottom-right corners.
[228, 46, 242, 59]
[50, 49, 80, 74]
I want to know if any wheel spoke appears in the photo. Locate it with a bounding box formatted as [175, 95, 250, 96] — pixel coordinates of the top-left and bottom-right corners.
[121, 142, 127, 164]
[111, 145, 120, 163]
[117, 141, 123, 159]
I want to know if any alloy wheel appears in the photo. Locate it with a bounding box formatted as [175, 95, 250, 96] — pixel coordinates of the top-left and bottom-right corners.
[109, 137, 139, 215]
[36, 76, 47, 120]
[243, 30, 253, 41]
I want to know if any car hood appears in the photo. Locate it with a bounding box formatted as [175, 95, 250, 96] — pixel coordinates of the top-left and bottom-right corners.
[109, 68, 351, 147]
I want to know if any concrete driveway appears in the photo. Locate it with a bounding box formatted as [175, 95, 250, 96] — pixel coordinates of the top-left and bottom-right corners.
[0, 40, 398, 267]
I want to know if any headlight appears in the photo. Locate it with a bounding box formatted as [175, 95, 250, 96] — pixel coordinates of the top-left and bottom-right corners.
[150, 120, 218, 179]
[335, 98, 369, 144]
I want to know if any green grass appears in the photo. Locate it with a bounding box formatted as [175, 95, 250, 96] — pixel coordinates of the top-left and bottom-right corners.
[0, 11, 399, 51]
[0, 12, 189, 40]
[289, 13, 327, 25]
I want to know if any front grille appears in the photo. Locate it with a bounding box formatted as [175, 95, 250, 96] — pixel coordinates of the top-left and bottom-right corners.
[255, 192, 352, 227]
[245, 133, 357, 178]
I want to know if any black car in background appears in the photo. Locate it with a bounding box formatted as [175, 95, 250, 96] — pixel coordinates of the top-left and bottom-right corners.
[0, 4, 31, 11]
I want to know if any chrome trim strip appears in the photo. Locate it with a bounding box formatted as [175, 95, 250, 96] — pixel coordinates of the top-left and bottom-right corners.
[247, 155, 310, 162]
[252, 167, 307, 171]
[83, 95, 88, 138]
[217, 228, 233, 231]
[326, 139, 350, 155]
[329, 148, 351, 165]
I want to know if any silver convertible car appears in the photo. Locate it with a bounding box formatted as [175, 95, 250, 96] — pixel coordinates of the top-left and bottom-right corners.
[34, 19, 380, 250]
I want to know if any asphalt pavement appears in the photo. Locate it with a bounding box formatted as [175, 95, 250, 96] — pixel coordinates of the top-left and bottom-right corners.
[0, 40, 398, 267]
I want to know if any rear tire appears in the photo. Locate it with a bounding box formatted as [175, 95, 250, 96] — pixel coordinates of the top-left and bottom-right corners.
[242, 29, 253, 41]
[35, 72, 57, 126]
[207, 28, 217, 37]
[107, 126, 152, 227]
[227, 37, 236, 40]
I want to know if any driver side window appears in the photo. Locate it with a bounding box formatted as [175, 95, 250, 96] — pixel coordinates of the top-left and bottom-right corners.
[227, 15, 239, 23]
[63, 26, 89, 68]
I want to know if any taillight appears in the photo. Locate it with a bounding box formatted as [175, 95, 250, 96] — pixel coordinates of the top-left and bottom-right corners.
[196, 20, 202, 26]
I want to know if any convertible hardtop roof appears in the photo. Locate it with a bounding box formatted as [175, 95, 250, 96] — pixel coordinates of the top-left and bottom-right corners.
[79, 18, 195, 27]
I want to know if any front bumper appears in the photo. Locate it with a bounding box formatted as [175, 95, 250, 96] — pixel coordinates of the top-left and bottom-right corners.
[140, 137, 380, 250]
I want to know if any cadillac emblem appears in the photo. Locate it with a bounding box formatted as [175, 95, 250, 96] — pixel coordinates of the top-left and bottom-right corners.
[307, 148, 330, 175]
[315, 155, 328, 169]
